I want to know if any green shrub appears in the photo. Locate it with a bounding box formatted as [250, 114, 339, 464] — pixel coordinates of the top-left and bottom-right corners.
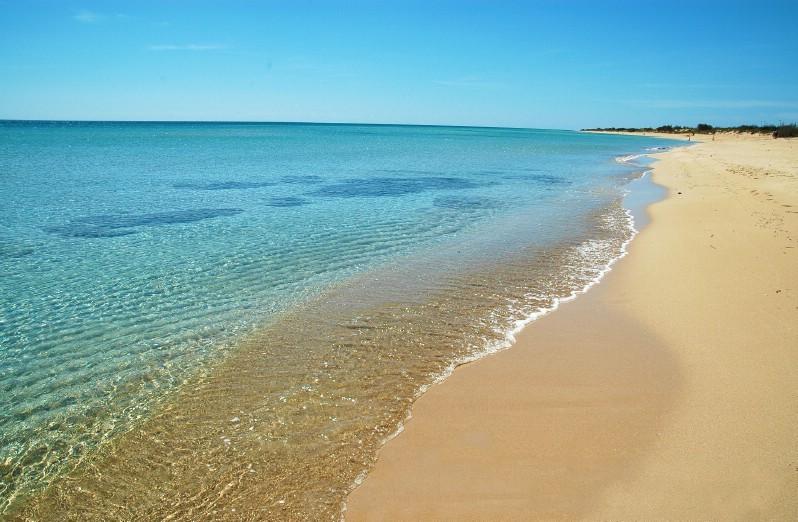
[775, 124, 798, 138]
[581, 123, 796, 137]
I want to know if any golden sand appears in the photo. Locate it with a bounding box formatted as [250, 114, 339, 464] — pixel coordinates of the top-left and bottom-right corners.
[346, 134, 798, 520]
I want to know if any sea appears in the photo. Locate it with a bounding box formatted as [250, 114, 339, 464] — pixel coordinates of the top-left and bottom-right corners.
[0, 121, 677, 520]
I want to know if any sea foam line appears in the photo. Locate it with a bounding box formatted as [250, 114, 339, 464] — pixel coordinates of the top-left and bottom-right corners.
[340, 167, 659, 519]
[616, 153, 647, 164]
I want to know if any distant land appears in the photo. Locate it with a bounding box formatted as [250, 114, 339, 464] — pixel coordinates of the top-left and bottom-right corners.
[583, 123, 798, 138]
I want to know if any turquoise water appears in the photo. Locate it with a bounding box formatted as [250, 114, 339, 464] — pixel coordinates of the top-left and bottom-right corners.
[0, 122, 676, 516]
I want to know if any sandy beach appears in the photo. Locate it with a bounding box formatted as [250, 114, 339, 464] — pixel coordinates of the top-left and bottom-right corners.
[346, 134, 798, 520]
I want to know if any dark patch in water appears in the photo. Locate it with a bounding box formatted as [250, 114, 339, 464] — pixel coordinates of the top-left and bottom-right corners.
[529, 174, 570, 184]
[74, 209, 244, 228]
[311, 177, 486, 198]
[42, 225, 138, 238]
[471, 170, 508, 176]
[174, 181, 275, 190]
[376, 169, 443, 176]
[266, 196, 308, 207]
[503, 173, 570, 185]
[433, 196, 501, 211]
[0, 242, 35, 258]
[44, 209, 243, 238]
[280, 175, 324, 185]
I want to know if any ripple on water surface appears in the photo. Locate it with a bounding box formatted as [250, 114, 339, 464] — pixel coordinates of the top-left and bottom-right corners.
[0, 122, 678, 518]
[9, 205, 633, 521]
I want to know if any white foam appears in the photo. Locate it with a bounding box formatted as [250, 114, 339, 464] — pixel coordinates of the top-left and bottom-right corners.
[615, 153, 646, 164]
[341, 168, 657, 518]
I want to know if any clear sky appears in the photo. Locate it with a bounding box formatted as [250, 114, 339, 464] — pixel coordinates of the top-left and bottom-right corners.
[1, 0, 797, 129]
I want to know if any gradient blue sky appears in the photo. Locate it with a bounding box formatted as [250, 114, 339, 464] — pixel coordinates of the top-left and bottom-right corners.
[1, 0, 797, 128]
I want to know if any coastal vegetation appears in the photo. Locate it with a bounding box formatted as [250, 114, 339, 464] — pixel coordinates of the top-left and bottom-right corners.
[584, 123, 798, 138]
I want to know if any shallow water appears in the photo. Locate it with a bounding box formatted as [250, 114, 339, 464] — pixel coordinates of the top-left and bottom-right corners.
[0, 122, 676, 517]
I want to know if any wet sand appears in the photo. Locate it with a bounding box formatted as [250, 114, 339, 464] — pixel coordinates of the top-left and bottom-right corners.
[346, 134, 798, 520]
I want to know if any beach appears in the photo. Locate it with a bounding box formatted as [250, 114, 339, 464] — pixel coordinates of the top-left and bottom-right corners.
[346, 134, 798, 520]
[3, 2, 796, 519]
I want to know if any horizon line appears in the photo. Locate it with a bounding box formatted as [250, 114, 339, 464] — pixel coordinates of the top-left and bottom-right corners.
[0, 118, 573, 132]
[3, 118, 793, 131]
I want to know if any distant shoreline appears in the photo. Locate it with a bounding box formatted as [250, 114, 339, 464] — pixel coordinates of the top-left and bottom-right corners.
[583, 123, 798, 139]
[584, 129, 696, 140]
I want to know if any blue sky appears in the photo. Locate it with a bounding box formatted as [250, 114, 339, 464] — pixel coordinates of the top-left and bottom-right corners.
[1, 0, 796, 128]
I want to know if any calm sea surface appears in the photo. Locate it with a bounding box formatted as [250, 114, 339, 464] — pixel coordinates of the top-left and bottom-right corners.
[0, 122, 676, 519]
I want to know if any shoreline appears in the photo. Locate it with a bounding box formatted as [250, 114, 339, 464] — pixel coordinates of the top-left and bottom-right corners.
[345, 133, 798, 519]
[6, 133, 677, 520]
[343, 153, 674, 507]
[584, 129, 696, 140]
